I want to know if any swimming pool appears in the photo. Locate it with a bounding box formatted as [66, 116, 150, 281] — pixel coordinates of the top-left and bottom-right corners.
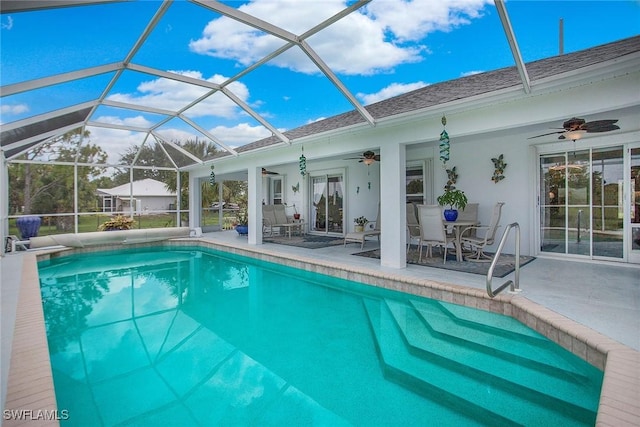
[38, 246, 603, 426]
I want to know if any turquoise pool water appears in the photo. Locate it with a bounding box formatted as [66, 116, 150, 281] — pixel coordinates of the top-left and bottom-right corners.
[38, 246, 603, 426]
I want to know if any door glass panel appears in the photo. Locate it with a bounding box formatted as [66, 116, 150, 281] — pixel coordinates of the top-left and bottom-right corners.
[311, 176, 327, 232]
[327, 175, 344, 234]
[592, 148, 624, 258]
[631, 148, 640, 252]
[540, 154, 567, 253]
[567, 150, 590, 256]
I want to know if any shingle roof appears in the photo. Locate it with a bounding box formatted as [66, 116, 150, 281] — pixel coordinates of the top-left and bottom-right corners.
[227, 35, 640, 157]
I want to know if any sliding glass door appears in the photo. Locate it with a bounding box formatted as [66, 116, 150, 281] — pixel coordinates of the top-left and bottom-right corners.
[310, 173, 344, 235]
[540, 146, 625, 260]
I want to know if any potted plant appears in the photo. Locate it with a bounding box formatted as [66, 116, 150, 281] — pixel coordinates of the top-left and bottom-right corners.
[437, 189, 468, 221]
[98, 214, 134, 231]
[16, 215, 42, 239]
[234, 210, 248, 235]
[234, 194, 249, 235]
[354, 216, 368, 232]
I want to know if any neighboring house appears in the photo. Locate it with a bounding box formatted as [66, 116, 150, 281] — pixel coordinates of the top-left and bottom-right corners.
[97, 178, 176, 214]
[190, 36, 640, 268]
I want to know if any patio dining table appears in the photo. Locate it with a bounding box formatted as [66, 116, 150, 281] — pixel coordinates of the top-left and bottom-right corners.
[444, 219, 478, 262]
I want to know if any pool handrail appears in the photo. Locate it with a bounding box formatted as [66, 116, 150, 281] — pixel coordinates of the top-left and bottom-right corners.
[486, 222, 521, 298]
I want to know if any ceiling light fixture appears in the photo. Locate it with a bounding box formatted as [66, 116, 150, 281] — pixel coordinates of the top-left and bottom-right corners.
[563, 129, 587, 141]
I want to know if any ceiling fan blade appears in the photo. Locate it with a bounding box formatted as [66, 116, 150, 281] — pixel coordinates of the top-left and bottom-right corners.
[527, 130, 564, 139]
[586, 124, 620, 133]
[582, 120, 619, 132]
[373, 155, 381, 161]
[343, 157, 364, 160]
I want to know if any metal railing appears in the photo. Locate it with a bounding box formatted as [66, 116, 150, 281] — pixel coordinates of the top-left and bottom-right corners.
[486, 222, 522, 298]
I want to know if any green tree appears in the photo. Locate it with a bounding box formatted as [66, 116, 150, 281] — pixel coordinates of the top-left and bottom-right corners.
[112, 138, 221, 210]
[8, 129, 107, 225]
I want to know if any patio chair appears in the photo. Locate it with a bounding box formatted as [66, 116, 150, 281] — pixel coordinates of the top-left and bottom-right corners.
[460, 202, 505, 261]
[262, 205, 278, 235]
[406, 203, 421, 253]
[271, 204, 299, 238]
[456, 202, 479, 250]
[458, 202, 479, 223]
[417, 205, 456, 263]
[344, 204, 381, 249]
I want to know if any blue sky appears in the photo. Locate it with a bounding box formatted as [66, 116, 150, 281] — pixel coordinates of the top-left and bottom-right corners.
[1, 0, 639, 161]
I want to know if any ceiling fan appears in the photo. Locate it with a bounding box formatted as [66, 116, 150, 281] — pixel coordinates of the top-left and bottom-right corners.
[343, 150, 381, 165]
[528, 117, 619, 140]
[261, 168, 279, 176]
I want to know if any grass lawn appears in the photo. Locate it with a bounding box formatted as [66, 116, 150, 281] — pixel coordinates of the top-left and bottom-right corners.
[8, 212, 230, 238]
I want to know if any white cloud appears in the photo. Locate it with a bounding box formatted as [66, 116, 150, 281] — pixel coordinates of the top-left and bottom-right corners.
[1, 103, 29, 115]
[86, 116, 154, 163]
[358, 81, 428, 105]
[154, 128, 198, 144]
[1, 16, 13, 30]
[307, 117, 326, 124]
[86, 127, 144, 163]
[365, 0, 490, 42]
[106, 71, 251, 119]
[208, 123, 273, 147]
[153, 123, 273, 150]
[189, 0, 492, 75]
[461, 70, 483, 77]
[92, 115, 153, 129]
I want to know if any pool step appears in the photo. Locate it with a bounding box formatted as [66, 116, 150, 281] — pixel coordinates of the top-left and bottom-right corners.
[363, 298, 598, 426]
[390, 299, 600, 412]
[409, 298, 592, 379]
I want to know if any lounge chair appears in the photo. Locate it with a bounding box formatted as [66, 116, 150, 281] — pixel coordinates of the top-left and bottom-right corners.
[460, 202, 505, 261]
[417, 205, 456, 263]
[344, 204, 381, 249]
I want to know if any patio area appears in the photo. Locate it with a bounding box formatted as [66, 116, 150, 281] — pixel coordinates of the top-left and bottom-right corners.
[1, 230, 638, 425]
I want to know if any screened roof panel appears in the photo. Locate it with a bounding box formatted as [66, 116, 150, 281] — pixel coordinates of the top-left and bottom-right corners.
[0, 73, 115, 124]
[154, 116, 227, 152]
[91, 105, 171, 127]
[1, 0, 638, 169]
[180, 88, 246, 122]
[1, 106, 91, 147]
[4, 138, 47, 159]
[105, 69, 212, 112]
[157, 140, 200, 168]
[82, 127, 150, 166]
[0, 2, 153, 84]
[130, 2, 238, 76]
[157, 111, 269, 155]
[236, 52, 355, 130]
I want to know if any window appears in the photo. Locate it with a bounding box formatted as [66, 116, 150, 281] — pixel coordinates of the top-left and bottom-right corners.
[406, 159, 434, 204]
[270, 177, 284, 205]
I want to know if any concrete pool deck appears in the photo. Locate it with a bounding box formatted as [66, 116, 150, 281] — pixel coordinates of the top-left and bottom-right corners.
[1, 231, 638, 425]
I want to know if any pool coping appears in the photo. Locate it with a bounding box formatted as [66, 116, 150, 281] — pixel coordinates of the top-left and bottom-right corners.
[5, 240, 639, 426]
